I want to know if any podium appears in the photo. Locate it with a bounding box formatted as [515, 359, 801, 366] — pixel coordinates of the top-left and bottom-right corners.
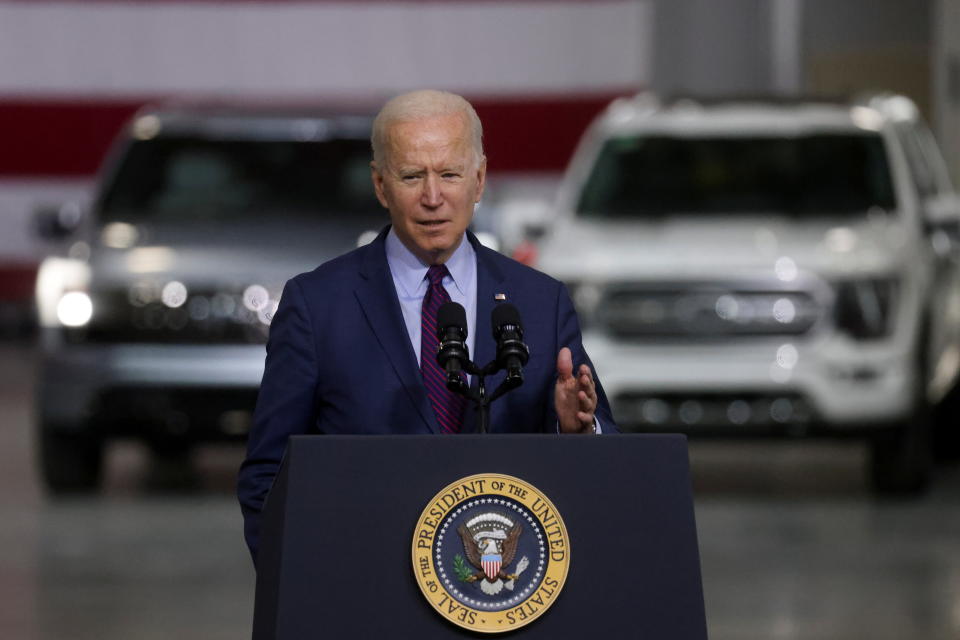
[253, 434, 707, 638]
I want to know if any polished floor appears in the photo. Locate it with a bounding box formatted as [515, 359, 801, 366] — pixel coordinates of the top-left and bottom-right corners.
[2, 342, 959, 639]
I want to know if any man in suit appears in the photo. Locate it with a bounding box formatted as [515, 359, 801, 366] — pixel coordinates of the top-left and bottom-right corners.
[238, 90, 616, 562]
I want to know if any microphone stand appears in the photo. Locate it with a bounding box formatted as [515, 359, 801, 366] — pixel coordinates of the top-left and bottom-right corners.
[445, 359, 523, 434]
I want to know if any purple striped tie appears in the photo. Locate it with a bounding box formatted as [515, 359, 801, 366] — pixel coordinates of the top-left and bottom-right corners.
[421, 264, 467, 433]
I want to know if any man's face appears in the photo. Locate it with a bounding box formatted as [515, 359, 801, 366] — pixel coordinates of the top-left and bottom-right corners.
[371, 112, 486, 265]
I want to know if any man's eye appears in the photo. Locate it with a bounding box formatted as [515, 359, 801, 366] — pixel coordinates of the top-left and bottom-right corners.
[443, 173, 461, 179]
[401, 175, 419, 182]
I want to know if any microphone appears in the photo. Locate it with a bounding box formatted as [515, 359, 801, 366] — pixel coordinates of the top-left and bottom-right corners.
[492, 303, 530, 384]
[436, 302, 470, 390]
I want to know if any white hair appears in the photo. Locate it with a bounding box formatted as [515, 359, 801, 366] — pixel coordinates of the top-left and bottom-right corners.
[371, 89, 484, 168]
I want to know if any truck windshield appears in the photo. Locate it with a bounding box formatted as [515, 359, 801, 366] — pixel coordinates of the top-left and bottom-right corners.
[577, 133, 896, 218]
[99, 137, 381, 221]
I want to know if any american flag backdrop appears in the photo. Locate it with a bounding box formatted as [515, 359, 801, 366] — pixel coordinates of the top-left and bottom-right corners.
[0, 0, 652, 298]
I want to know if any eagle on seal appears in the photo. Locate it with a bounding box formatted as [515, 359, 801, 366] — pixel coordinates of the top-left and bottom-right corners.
[457, 517, 523, 595]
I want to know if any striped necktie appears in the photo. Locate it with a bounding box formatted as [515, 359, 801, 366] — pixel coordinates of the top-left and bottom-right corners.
[421, 264, 467, 433]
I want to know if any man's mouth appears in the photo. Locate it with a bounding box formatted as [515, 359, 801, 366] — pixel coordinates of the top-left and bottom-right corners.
[418, 219, 449, 227]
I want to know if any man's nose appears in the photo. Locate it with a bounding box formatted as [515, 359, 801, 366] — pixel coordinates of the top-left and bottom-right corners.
[421, 174, 443, 208]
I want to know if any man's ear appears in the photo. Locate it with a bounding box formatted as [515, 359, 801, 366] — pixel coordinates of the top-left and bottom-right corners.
[474, 156, 488, 204]
[370, 161, 390, 209]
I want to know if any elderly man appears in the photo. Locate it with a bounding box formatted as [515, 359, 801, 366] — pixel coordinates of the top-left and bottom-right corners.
[238, 90, 616, 561]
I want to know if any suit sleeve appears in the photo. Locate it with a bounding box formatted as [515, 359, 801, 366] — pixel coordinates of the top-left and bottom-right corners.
[548, 282, 618, 433]
[237, 277, 320, 563]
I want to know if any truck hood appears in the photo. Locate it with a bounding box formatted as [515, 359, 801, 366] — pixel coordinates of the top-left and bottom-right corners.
[86, 219, 386, 292]
[537, 214, 911, 282]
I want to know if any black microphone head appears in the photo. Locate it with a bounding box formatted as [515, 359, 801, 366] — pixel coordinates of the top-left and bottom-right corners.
[437, 302, 468, 338]
[492, 303, 529, 369]
[492, 303, 522, 339]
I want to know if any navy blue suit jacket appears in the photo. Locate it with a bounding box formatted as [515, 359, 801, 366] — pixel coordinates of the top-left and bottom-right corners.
[237, 227, 616, 560]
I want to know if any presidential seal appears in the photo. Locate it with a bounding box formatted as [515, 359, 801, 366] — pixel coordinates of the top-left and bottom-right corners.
[412, 473, 570, 633]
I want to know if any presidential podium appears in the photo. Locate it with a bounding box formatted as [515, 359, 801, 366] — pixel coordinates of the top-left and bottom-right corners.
[252, 434, 707, 638]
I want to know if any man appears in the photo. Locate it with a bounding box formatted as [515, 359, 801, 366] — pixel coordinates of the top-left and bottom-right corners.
[238, 90, 616, 562]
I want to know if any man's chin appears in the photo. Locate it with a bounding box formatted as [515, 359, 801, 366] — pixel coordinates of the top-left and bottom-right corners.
[414, 235, 462, 263]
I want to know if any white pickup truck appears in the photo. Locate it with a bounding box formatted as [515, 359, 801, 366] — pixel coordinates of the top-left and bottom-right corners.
[535, 93, 960, 493]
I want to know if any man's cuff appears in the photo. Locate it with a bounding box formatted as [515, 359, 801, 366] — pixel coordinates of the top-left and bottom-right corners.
[556, 417, 602, 434]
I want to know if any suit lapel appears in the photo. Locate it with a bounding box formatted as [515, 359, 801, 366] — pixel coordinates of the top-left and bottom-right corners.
[354, 229, 439, 434]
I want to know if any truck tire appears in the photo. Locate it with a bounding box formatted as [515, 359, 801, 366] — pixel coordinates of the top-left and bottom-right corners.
[38, 425, 103, 494]
[932, 386, 960, 462]
[869, 414, 932, 495]
[870, 320, 935, 494]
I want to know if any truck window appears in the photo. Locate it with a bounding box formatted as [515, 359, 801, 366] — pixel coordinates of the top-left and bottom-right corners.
[577, 133, 896, 218]
[98, 137, 380, 222]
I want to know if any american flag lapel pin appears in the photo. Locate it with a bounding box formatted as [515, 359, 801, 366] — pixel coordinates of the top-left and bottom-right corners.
[495, 293, 507, 301]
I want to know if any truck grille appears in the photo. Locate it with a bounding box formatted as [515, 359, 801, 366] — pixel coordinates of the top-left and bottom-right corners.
[73, 287, 276, 345]
[595, 284, 822, 339]
[614, 391, 816, 431]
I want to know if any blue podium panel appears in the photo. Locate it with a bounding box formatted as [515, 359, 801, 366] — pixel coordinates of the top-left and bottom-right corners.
[253, 434, 707, 639]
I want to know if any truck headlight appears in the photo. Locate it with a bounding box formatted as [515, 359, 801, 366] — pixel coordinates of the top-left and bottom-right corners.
[35, 257, 92, 328]
[833, 278, 898, 339]
[56, 291, 94, 327]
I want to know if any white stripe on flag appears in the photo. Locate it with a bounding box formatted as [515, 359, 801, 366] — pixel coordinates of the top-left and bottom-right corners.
[0, 1, 651, 96]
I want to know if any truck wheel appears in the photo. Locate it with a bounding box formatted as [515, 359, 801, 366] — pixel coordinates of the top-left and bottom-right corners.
[39, 426, 103, 494]
[869, 416, 932, 495]
[871, 323, 936, 494]
[932, 388, 960, 462]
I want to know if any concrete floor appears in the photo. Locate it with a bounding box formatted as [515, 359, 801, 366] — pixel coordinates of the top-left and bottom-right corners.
[2, 342, 959, 639]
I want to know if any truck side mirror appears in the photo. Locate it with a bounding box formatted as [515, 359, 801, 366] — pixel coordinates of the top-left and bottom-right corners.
[497, 198, 553, 252]
[33, 203, 85, 240]
[922, 194, 960, 256]
[923, 194, 960, 228]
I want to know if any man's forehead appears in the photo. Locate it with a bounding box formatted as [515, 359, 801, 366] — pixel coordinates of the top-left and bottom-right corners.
[383, 114, 474, 164]
[388, 112, 468, 141]
[389, 109, 468, 129]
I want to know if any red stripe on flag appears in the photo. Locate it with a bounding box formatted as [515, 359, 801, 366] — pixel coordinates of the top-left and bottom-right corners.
[0, 262, 38, 302]
[471, 93, 629, 172]
[0, 98, 144, 177]
[0, 91, 632, 177]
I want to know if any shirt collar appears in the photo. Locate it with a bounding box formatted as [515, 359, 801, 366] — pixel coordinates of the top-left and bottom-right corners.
[385, 226, 474, 297]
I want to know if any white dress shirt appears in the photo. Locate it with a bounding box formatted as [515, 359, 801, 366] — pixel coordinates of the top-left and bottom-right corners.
[385, 227, 477, 368]
[384, 227, 600, 433]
